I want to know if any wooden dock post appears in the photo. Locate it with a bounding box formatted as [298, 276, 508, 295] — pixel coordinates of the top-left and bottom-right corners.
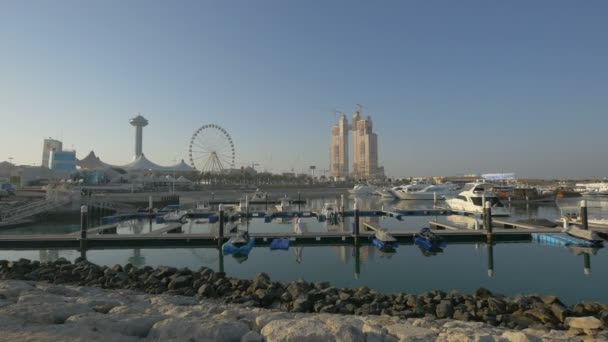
[353, 201, 360, 243]
[354, 239, 361, 280]
[218, 204, 225, 248]
[433, 192, 437, 208]
[580, 200, 588, 230]
[80, 205, 88, 253]
[219, 247, 225, 273]
[484, 201, 493, 241]
[487, 243, 494, 278]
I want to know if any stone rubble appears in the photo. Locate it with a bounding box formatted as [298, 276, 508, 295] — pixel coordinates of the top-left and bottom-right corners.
[0, 258, 606, 341]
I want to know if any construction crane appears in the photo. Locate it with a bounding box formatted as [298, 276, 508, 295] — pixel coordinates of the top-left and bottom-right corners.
[356, 103, 365, 111]
[332, 109, 344, 121]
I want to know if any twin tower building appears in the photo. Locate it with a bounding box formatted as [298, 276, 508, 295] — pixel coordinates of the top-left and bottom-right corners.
[330, 108, 385, 179]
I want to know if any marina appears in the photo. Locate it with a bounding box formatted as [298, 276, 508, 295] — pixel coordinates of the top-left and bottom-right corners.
[1, 190, 607, 304]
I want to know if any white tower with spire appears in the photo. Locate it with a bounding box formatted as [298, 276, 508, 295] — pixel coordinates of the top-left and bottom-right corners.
[129, 114, 148, 159]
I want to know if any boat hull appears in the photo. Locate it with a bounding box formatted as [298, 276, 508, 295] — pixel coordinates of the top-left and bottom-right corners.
[394, 191, 452, 200]
[223, 238, 255, 255]
[445, 199, 511, 216]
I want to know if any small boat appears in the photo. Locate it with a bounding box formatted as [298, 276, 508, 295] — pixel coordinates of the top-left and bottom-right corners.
[348, 184, 377, 196]
[160, 210, 189, 223]
[371, 229, 397, 251]
[222, 231, 255, 255]
[555, 187, 582, 199]
[413, 228, 446, 250]
[372, 237, 397, 250]
[494, 187, 556, 203]
[531, 233, 597, 247]
[275, 197, 294, 212]
[249, 190, 268, 201]
[322, 202, 340, 225]
[270, 238, 290, 250]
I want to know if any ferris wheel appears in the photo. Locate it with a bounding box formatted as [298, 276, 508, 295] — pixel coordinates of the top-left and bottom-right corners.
[188, 124, 235, 173]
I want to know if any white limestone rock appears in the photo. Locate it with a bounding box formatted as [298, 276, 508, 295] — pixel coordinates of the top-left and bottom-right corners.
[261, 318, 334, 342]
[147, 317, 251, 342]
[385, 323, 437, 341]
[565, 316, 603, 330]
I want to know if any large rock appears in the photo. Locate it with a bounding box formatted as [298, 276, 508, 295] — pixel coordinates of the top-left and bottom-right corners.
[261, 318, 334, 342]
[66, 312, 164, 337]
[501, 331, 542, 342]
[436, 300, 454, 319]
[255, 312, 295, 330]
[0, 301, 93, 324]
[241, 330, 264, 342]
[167, 275, 192, 290]
[384, 323, 437, 341]
[148, 317, 251, 342]
[565, 316, 602, 330]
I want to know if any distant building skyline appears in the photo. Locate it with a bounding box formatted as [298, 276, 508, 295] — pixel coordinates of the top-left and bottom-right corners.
[330, 108, 385, 179]
[351, 110, 384, 179]
[1, 1, 607, 178]
[330, 114, 349, 178]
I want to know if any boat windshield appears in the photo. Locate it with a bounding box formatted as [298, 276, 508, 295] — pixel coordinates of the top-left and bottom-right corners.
[462, 184, 475, 191]
[471, 197, 503, 207]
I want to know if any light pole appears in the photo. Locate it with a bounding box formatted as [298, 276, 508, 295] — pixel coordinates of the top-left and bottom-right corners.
[8, 157, 14, 185]
[172, 157, 176, 194]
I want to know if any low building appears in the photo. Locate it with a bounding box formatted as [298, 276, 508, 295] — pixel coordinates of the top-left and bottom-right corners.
[49, 150, 77, 170]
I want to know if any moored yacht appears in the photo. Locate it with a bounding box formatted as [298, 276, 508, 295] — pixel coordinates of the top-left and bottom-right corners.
[392, 182, 457, 200]
[445, 182, 510, 216]
[348, 184, 377, 196]
[375, 187, 396, 198]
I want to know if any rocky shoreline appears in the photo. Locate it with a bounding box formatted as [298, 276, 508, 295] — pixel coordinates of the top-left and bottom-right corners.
[1, 258, 607, 341]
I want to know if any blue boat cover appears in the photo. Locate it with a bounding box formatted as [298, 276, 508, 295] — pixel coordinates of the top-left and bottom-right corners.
[372, 238, 397, 250]
[223, 238, 255, 255]
[270, 238, 290, 250]
[414, 237, 447, 250]
[531, 233, 595, 247]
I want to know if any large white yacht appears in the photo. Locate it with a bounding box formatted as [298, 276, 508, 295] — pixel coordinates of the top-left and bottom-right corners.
[348, 184, 377, 196]
[392, 183, 458, 200]
[445, 182, 510, 216]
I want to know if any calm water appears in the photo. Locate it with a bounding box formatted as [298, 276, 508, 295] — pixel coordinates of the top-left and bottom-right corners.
[1, 194, 607, 304]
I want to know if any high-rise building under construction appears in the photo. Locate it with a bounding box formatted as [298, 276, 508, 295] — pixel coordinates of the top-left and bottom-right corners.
[329, 114, 349, 178]
[329, 107, 384, 179]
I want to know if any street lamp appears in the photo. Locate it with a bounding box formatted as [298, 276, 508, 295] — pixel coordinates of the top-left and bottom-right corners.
[8, 157, 14, 185]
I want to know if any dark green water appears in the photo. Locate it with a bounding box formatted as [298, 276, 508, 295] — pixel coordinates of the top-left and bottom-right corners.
[0, 195, 606, 304]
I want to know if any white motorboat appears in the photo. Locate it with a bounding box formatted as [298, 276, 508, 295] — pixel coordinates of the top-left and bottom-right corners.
[445, 182, 510, 216]
[162, 210, 189, 223]
[391, 180, 457, 200]
[250, 190, 268, 201]
[393, 184, 457, 200]
[348, 184, 377, 196]
[275, 197, 294, 212]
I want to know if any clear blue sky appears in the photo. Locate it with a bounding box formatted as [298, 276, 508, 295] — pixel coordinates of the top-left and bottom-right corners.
[1, 1, 606, 178]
